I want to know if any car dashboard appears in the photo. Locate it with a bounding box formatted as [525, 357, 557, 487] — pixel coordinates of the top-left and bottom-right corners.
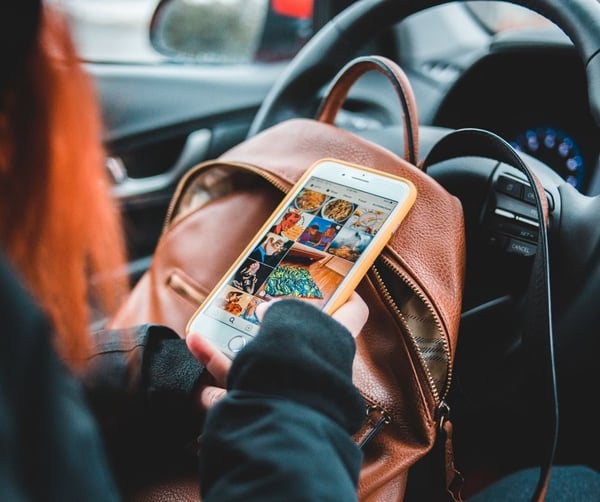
[395, 13, 600, 196]
[432, 33, 599, 194]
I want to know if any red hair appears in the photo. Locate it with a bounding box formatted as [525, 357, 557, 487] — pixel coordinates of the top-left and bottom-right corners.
[0, 8, 129, 370]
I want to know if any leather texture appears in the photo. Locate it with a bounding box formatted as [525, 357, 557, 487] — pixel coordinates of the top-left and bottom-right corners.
[316, 56, 420, 165]
[123, 476, 199, 502]
[110, 55, 466, 502]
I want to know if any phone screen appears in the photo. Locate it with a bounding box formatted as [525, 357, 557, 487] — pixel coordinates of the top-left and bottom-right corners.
[199, 173, 402, 340]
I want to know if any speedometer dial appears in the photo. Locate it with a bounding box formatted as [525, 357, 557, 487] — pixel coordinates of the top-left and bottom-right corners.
[510, 127, 584, 190]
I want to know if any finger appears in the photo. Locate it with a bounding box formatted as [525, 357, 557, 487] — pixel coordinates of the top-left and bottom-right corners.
[331, 291, 369, 338]
[186, 332, 231, 386]
[200, 385, 227, 410]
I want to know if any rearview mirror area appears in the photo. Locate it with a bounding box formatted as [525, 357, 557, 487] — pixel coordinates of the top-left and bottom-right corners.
[150, 0, 314, 64]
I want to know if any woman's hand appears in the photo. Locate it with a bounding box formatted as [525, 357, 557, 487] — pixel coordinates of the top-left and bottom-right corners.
[186, 335, 231, 410]
[329, 291, 369, 338]
[186, 291, 368, 410]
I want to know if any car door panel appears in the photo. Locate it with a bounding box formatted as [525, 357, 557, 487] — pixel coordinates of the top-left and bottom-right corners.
[87, 62, 285, 281]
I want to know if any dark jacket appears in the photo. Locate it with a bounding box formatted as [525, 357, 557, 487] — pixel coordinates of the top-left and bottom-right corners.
[0, 258, 120, 501]
[199, 299, 366, 501]
[82, 323, 206, 491]
[0, 255, 207, 498]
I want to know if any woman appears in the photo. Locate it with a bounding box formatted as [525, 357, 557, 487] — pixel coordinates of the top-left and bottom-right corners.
[0, 4, 371, 500]
[0, 1, 206, 495]
[6, 4, 595, 501]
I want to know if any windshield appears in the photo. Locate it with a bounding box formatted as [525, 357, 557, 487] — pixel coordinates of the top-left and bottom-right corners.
[50, 0, 552, 64]
[465, 1, 552, 32]
[48, 0, 315, 64]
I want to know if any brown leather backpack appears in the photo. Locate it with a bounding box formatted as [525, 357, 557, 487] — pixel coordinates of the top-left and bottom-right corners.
[111, 55, 465, 502]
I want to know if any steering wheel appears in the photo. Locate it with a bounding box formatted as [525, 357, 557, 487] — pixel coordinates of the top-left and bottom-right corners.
[249, 0, 600, 135]
[248, 0, 600, 467]
[248, 0, 600, 345]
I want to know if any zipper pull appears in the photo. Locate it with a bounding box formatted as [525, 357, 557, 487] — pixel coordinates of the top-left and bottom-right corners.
[437, 401, 464, 502]
[356, 404, 391, 449]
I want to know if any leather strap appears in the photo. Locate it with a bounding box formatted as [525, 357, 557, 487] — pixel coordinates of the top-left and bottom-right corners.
[315, 55, 420, 165]
[422, 128, 558, 502]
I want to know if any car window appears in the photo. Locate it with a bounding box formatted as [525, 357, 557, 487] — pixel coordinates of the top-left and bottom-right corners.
[48, 0, 315, 64]
[465, 1, 552, 33]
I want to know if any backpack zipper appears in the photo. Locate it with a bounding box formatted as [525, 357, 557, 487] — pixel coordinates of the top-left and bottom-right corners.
[163, 160, 291, 231]
[354, 257, 452, 448]
[370, 253, 452, 403]
[355, 402, 392, 449]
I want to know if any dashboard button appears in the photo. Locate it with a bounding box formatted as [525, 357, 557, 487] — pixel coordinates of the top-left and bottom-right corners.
[506, 238, 537, 257]
[514, 215, 539, 229]
[522, 186, 537, 205]
[496, 175, 524, 198]
[492, 217, 538, 242]
[496, 193, 538, 220]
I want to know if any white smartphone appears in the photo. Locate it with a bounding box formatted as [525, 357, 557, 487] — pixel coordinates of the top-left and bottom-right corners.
[186, 158, 417, 357]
